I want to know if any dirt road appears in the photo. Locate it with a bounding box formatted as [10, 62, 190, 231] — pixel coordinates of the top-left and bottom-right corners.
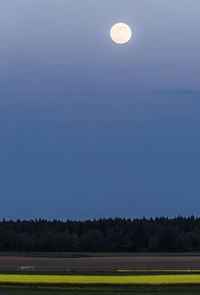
[0, 256, 200, 270]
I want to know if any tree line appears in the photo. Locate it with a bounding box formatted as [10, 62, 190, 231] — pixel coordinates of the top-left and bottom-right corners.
[0, 216, 200, 252]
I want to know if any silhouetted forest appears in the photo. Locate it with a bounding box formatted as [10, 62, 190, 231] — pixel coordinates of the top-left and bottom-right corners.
[0, 217, 200, 252]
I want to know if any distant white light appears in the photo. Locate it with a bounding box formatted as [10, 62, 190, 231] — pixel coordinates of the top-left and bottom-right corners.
[110, 23, 132, 44]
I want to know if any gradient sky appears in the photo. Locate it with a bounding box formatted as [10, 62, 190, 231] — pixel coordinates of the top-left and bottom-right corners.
[0, 0, 200, 220]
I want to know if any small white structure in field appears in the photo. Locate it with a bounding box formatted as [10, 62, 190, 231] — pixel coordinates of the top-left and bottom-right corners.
[18, 266, 35, 271]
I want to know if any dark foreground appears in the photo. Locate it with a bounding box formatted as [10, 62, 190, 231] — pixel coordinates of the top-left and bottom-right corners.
[0, 289, 199, 295]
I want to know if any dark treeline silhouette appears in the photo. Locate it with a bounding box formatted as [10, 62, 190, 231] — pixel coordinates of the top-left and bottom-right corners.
[0, 216, 200, 252]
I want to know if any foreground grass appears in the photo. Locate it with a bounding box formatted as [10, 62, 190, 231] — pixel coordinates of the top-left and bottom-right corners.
[0, 251, 200, 258]
[1, 274, 200, 286]
[2, 289, 199, 295]
[1, 269, 200, 276]
[2, 289, 198, 295]
[116, 270, 200, 276]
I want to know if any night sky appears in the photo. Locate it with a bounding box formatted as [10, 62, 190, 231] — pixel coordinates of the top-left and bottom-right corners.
[1, 0, 200, 220]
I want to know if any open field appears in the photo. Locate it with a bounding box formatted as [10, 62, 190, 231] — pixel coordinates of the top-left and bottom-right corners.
[1, 254, 200, 293]
[1, 272, 200, 293]
[1, 274, 200, 285]
[0, 252, 200, 258]
[1, 273, 200, 294]
[1, 256, 200, 270]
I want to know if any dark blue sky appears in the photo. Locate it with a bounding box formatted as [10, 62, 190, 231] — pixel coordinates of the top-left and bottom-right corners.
[1, 0, 200, 220]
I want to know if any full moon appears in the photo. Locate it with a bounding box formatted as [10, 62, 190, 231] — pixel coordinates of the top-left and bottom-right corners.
[110, 23, 132, 44]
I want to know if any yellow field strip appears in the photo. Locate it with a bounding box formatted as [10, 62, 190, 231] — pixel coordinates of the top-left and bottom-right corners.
[0, 275, 200, 285]
[117, 269, 200, 272]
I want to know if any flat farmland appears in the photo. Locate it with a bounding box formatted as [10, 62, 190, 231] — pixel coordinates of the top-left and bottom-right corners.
[1, 256, 200, 270]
